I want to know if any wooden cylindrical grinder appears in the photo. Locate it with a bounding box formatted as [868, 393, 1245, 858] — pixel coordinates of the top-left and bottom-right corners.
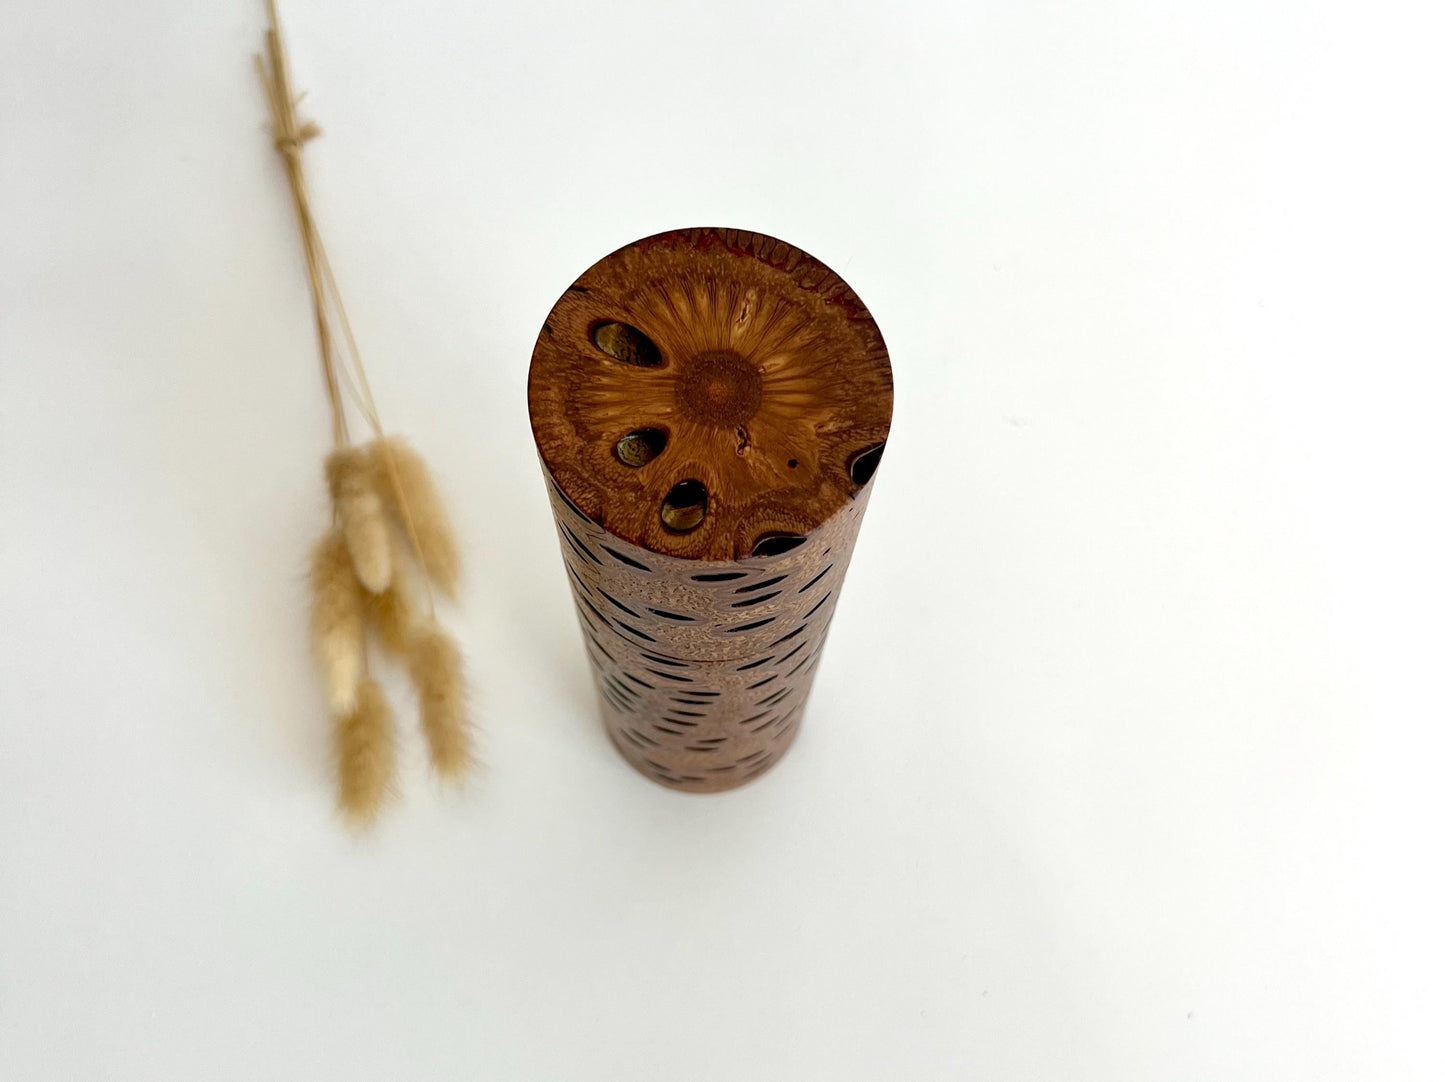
[528, 228, 892, 792]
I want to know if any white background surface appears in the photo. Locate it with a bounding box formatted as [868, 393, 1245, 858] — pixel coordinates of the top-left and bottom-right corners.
[2, 1, 1440, 1078]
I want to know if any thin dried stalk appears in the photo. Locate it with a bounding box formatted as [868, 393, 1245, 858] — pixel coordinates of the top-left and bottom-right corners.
[256, 1, 346, 446]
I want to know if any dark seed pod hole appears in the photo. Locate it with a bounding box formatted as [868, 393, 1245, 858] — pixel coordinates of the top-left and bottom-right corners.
[849, 442, 886, 486]
[592, 322, 662, 367]
[615, 428, 667, 467]
[751, 533, 806, 558]
[661, 480, 707, 532]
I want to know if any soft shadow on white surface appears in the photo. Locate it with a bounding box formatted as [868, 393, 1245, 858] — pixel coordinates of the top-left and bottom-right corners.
[2, 1, 1440, 1079]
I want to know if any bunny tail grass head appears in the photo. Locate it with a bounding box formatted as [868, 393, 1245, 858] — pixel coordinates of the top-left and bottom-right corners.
[326, 447, 393, 595]
[310, 528, 365, 714]
[364, 568, 414, 657]
[408, 618, 472, 781]
[263, 6, 479, 828]
[370, 437, 461, 596]
[335, 677, 397, 826]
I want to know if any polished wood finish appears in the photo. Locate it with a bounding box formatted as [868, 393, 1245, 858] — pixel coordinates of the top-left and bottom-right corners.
[528, 228, 892, 791]
[528, 228, 892, 562]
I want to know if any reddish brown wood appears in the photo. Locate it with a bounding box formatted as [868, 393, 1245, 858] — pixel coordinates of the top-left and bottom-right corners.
[528, 227, 892, 562]
[528, 228, 892, 791]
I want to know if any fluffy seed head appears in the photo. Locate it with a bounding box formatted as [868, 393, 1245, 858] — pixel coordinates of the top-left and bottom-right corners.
[364, 564, 414, 657]
[407, 618, 472, 781]
[326, 447, 393, 594]
[369, 437, 460, 596]
[310, 528, 365, 714]
[334, 677, 397, 826]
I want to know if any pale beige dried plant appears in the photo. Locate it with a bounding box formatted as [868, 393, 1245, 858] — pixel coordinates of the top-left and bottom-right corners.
[259, 0, 474, 826]
[408, 619, 472, 780]
[335, 678, 397, 825]
[310, 529, 365, 715]
[364, 560, 414, 657]
[371, 437, 461, 597]
[326, 447, 393, 595]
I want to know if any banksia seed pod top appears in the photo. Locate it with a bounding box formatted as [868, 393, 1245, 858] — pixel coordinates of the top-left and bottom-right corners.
[527, 228, 893, 562]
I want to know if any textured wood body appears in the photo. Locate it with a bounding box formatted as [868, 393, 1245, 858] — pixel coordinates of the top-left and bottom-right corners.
[543, 468, 873, 790]
[529, 228, 891, 792]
